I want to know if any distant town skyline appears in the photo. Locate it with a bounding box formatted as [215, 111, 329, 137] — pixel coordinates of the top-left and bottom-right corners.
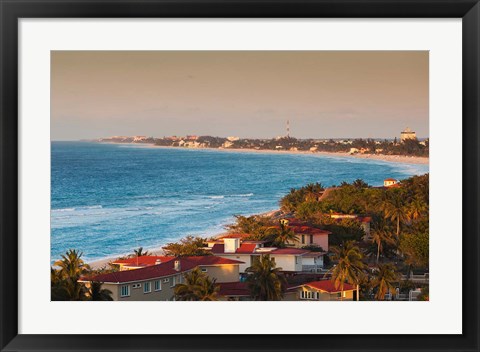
[51, 51, 429, 140]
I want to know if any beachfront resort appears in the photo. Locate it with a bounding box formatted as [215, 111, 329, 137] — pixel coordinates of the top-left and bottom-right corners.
[52, 174, 429, 302]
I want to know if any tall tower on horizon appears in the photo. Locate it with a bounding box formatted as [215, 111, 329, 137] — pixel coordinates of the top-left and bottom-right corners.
[286, 119, 290, 138]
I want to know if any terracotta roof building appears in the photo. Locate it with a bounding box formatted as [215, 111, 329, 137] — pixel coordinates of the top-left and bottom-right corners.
[81, 256, 244, 301]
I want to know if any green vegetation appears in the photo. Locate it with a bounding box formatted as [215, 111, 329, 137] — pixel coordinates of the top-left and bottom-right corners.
[279, 174, 429, 300]
[174, 267, 220, 301]
[245, 255, 287, 301]
[162, 236, 211, 257]
[51, 249, 113, 301]
[226, 215, 274, 240]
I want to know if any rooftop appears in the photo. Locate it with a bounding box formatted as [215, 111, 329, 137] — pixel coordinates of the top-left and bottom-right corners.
[83, 256, 244, 284]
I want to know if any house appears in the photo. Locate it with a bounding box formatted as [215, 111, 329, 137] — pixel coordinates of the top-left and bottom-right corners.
[211, 238, 312, 273]
[80, 256, 244, 301]
[285, 280, 358, 301]
[280, 218, 331, 251]
[112, 255, 174, 271]
[384, 178, 399, 187]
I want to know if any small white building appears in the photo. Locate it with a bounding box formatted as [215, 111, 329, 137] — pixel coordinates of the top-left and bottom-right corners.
[384, 178, 398, 187]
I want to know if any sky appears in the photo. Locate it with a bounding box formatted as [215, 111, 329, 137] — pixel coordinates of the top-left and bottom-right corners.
[51, 51, 428, 140]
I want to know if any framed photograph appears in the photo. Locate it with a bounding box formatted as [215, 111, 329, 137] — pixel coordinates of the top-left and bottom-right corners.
[1, 1, 479, 351]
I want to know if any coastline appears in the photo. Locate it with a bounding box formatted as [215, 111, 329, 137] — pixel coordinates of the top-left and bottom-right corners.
[77, 143, 427, 269]
[98, 142, 429, 165]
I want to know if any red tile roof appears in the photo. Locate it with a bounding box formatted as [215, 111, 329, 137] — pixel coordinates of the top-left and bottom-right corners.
[236, 243, 257, 253]
[112, 256, 175, 267]
[302, 280, 355, 293]
[211, 243, 258, 254]
[384, 178, 397, 181]
[217, 282, 250, 297]
[85, 256, 244, 284]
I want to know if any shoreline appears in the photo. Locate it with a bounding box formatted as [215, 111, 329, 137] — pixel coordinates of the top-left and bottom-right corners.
[97, 141, 429, 165]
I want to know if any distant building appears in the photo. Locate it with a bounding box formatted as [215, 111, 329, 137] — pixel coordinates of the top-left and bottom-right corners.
[400, 127, 416, 142]
[384, 178, 399, 187]
[227, 136, 239, 142]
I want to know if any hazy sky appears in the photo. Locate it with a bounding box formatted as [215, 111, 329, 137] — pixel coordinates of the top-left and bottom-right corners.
[51, 51, 428, 140]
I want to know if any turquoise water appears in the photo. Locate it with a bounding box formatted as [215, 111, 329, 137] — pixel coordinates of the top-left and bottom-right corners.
[51, 142, 428, 262]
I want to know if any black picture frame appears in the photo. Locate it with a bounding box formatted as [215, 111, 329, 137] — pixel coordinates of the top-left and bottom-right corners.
[1, 1, 479, 351]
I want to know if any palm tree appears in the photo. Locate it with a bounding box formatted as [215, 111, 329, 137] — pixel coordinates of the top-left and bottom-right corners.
[372, 263, 399, 300]
[381, 192, 408, 236]
[267, 221, 297, 248]
[352, 179, 369, 189]
[370, 227, 395, 264]
[304, 182, 324, 202]
[330, 241, 366, 300]
[86, 281, 114, 301]
[133, 247, 150, 257]
[174, 267, 219, 301]
[245, 254, 286, 301]
[53, 249, 91, 300]
[406, 196, 427, 222]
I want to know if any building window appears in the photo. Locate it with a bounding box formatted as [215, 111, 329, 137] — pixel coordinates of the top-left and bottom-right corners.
[201, 268, 208, 272]
[295, 256, 299, 264]
[310, 235, 314, 244]
[143, 282, 151, 294]
[301, 235, 305, 244]
[120, 285, 130, 297]
[154, 280, 161, 291]
[316, 292, 320, 300]
[163, 278, 169, 283]
[171, 276, 176, 287]
[132, 283, 141, 289]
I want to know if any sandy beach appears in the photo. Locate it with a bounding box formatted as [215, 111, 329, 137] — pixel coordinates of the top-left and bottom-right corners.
[109, 142, 429, 165]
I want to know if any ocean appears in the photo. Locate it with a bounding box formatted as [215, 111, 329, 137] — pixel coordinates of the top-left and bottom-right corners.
[51, 142, 429, 262]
